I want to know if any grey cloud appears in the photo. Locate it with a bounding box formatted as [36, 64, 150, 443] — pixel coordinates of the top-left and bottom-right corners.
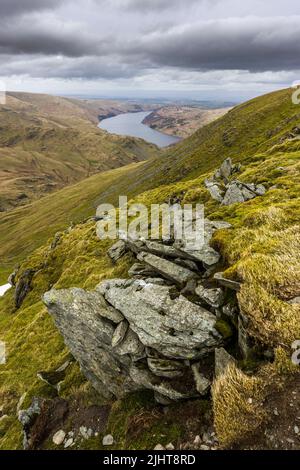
[125, 16, 300, 72]
[0, 54, 139, 80]
[0, 0, 64, 18]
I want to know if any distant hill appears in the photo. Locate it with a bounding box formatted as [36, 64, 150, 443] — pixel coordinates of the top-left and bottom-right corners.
[0, 92, 158, 211]
[143, 105, 231, 138]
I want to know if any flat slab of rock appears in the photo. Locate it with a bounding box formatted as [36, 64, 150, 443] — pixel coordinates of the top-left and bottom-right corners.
[137, 252, 198, 286]
[214, 272, 241, 291]
[99, 279, 223, 359]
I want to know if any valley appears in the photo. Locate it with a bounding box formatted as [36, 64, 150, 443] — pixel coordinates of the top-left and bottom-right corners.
[0, 92, 158, 212]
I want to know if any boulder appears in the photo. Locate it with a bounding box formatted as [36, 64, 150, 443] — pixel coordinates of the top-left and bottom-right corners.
[99, 279, 223, 359]
[43, 288, 142, 398]
[222, 182, 245, 206]
[204, 180, 224, 202]
[137, 252, 198, 286]
[219, 158, 233, 182]
[288, 297, 300, 305]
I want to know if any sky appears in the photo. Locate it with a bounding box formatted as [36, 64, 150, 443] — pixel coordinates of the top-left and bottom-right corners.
[0, 0, 300, 101]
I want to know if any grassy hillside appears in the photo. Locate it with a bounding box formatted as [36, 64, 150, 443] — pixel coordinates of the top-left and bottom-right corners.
[0, 92, 157, 211]
[0, 87, 299, 449]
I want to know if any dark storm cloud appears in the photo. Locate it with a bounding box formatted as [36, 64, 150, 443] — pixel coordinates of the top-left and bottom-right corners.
[125, 16, 300, 72]
[0, 0, 64, 18]
[0, 27, 103, 57]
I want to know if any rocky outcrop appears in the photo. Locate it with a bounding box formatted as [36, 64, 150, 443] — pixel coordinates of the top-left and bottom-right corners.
[205, 158, 266, 206]
[43, 216, 256, 404]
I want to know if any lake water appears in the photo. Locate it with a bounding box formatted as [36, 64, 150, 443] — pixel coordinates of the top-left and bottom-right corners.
[0, 283, 11, 297]
[99, 111, 181, 148]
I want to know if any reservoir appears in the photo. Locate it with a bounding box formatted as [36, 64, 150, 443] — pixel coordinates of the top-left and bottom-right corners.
[99, 111, 181, 148]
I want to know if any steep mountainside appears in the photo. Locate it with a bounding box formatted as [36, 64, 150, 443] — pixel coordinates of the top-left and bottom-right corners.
[0, 92, 157, 211]
[0, 88, 299, 450]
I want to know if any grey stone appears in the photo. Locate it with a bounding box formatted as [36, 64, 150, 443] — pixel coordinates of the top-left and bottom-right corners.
[102, 434, 114, 446]
[43, 288, 141, 398]
[219, 158, 233, 182]
[205, 180, 224, 202]
[113, 328, 145, 357]
[222, 303, 238, 321]
[64, 438, 73, 448]
[191, 364, 211, 395]
[100, 279, 223, 360]
[165, 443, 175, 450]
[154, 444, 165, 450]
[222, 182, 245, 206]
[147, 357, 185, 378]
[137, 252, 198, 286]
[210, 221, 232, 230]
[144, 240, 183, 258]
[215, 348, 236, 377]
[254, 184, 266, 196]
[107, 240, 127, 262]
[214, 272, 241, 291]
[52, 430, 66, 446]
[288, 297, 300, 305]
[195, 284, 225, 308]
[128, 263, 158, 278]
[111, 321, 128, 348]
[18, 397, 42, 450]
[174, 258, 199, 272]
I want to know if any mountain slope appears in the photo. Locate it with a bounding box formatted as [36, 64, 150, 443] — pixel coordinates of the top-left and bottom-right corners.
[0, 92, 157, 211]
[0, 88, 299, 450]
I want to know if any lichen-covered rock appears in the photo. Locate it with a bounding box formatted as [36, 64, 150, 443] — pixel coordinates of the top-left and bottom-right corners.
[99, 278, 223, 359]
[43, 288, 141, 398]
